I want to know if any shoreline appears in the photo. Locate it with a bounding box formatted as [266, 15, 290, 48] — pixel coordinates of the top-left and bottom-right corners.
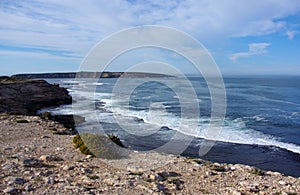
[1, 77, 300, 194]
[0, 113, 299, 194]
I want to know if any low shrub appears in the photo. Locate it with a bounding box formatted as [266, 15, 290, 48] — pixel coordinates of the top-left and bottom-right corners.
[108, 134, 125, 147]
[87, 175, 99, 180]
[249, 167, 265, 176]
[205, 161, 226, 172]
[73, 134, 94, 156]
[73, 133, 126, 159]
[14, 119, 29, 123]
[39, 112, 51, 119]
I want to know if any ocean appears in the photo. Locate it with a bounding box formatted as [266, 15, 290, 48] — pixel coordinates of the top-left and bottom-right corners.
[45, 76, 300, 177]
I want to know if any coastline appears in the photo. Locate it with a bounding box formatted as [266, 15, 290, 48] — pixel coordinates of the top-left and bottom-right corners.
[1, 77, 300, 194]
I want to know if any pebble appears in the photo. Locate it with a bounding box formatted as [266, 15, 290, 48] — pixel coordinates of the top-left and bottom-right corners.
[149, 174, 156, 181]
[278, 180, 287, 185]
[156, 183, 166, 191]
[127, 166, 144, 174]
[45, 177, 55, 185]
[5, 176, 26, 185]
[39, 155, 63, 162]
[22, 157, 41, 167]
[62, 165, 75, 171]
[55, 147, 64, 152]
[3, 187, 18, 194]
[2, 162, 16, 170]
[81, 168, 92, 174]
[25, 185, 33, 191]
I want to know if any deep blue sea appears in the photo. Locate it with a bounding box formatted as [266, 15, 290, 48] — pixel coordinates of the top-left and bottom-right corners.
[45, 76, 300, 177]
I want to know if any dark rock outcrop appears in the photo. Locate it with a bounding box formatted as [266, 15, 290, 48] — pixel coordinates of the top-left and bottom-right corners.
[0, 78, 72, 115]
[49, 114, 85, 129]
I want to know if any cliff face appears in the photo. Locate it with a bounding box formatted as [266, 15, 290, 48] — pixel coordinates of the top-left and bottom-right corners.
[0, 78, 72, 115]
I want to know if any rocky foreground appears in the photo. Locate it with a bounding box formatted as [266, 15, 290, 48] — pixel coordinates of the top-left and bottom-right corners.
[0, 114, 299, 195]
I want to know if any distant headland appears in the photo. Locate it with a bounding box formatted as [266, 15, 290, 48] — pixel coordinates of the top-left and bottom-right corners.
[11, 71, 171, 79]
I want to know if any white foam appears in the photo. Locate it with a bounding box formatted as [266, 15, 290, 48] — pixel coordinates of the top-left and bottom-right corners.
[102, 102, 300, 154]
[92, 82, 104, 86]
[244, 115, 268, 122]
[46, 85, 300, 155]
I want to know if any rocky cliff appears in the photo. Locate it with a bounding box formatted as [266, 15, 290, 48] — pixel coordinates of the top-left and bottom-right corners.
[0, 77, 72, 115]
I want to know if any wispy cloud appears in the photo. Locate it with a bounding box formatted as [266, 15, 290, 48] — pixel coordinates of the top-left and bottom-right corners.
[286, 30, 298, 40]
[1, 0, 300, 75]
[1, 0, 300, 53]
[229, 43, 271, 61]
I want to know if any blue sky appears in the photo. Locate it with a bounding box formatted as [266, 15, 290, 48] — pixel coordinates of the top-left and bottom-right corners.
[1, 0, 300, 76]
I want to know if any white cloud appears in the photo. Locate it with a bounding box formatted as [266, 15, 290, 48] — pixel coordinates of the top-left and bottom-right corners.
[0, 0, 300, 75]
[229, 43, 271, 61]
[286, 30, 298, 40]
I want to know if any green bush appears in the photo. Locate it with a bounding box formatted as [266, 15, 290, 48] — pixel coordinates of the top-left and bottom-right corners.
[108, 134, 125, 147]
[249, 167, 265, 176]
[39, 112, 51, 119]
[73, 133, 126, 159]
[73, 134, 94, 156]
[14, 119, 29, 123]
[87, 175, 99, 180]
[205, 161, 226, 172]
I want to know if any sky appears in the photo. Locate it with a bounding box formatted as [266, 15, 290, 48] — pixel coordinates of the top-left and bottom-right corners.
[1, 0, 300, 76]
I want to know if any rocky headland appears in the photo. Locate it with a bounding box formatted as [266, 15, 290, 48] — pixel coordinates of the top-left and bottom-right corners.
[11, 71, 171, 79]
[0, 77, 299, 194]
[0, 77, 71, 115]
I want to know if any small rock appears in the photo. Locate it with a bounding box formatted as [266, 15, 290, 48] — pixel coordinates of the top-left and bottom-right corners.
[58, 182, 66, 188]
[127, 166, 144, 174]
[45, 177, 55, 185]
[148, 174, 164, 181]
[62, 165, 75, 171]
[156, 174, 165, 181]
[158, 171, 180, 178]
[6, 176, 26, 185]
[149, 174, 156, 181]
[103, 178, 114, 186]
[156, 183, 166, 191]
[4, 187, 18, 194]
[39, 155, 63, 162]
[206, 171, 217, 176]
[36, 171, 52, 177]
[25, 185, 33, 191]
[127, 180, 134, 187]
[81, 168, 92, 174]
[86, 155, 93, 159]
[64, 185, 80, 190]
[41, 135, 50, 139]
[2, 162, 16, 170]
[229, 189, 243, 195]
[55, 147, 64, 152]
[22, 157, 42, 167]
[23, 171, 31, 175]
[278, 180, 287, 185]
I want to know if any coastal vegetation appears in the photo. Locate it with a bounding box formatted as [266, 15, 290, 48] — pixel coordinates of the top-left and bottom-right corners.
[73, 133, 125, 158]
